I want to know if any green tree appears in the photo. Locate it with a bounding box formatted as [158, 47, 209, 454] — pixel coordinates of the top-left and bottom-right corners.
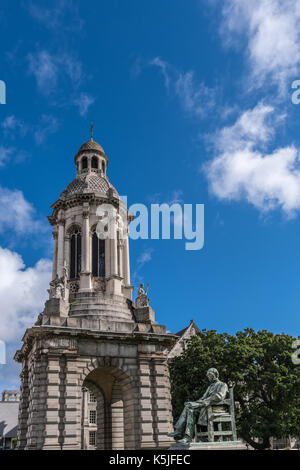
[169, 329, 300, 450]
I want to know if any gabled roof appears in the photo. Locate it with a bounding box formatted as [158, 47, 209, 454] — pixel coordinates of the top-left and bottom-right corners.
[175, 319, 200, 338]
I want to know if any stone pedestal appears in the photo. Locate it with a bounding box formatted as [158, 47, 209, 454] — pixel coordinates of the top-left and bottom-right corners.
[135, 306, 155, 324]
[169, 441, 247, 450]
[44, 298, 69, 317]
[106, 276, 123, 296]
[79, 272, 92, 292]
[15, 320, 176, 450]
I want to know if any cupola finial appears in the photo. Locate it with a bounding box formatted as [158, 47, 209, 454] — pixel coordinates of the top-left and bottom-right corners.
[90, 122, 94, 141]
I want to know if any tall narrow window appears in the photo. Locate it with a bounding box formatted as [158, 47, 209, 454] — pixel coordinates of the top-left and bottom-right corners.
[70, 228, 82, 279]
[89, 431, 96, 446]
[91, 156, 98, 169]
[89, 410, 96, 424]
[92, 232, 105, 277]
[82, 157, 88, 170]
[102, 161, 105, 173]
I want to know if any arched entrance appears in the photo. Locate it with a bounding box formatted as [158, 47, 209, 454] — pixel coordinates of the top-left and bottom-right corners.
[81, 366, 137, 450]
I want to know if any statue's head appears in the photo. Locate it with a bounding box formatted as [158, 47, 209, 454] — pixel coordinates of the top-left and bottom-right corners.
[207, 368, 219, 382]
[140, 283, 144, 288]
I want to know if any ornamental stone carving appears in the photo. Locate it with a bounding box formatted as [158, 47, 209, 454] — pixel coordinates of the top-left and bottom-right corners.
[93, 278, 106, 292]
[136, 283, 150, 308]
[68, 280, 80, 294]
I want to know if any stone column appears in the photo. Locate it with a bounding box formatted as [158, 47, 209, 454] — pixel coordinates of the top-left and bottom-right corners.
[110, 220, 118, 277]
[82, 204, 90, 273]
[105, 238, 111, 279]
[52, 231, 58, 280]
[79, 203, 92, 292]
[57, 218, 65, 278]
[118, 239, 124, 278]
[81, 387, 88, 449]
[122, 234, 132, 299]
[64, 234, 70, 278]
[107, 214, 122, 295]
[123, 235, 130, 285]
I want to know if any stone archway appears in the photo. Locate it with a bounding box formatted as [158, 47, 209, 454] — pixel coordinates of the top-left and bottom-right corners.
[81, 366, 137, 450]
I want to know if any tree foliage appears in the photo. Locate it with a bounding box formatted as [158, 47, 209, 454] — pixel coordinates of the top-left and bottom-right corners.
[169, 329, 300, 450]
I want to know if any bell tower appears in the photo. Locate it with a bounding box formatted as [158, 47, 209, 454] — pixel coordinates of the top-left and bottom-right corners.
[50, 133, 131, 297]
[15, 133, 176, 450]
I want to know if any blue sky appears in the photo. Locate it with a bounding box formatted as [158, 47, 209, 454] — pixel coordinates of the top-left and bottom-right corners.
[1, 0, 300, 392]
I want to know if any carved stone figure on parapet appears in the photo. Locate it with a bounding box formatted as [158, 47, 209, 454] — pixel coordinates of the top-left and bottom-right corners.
[48, 262, 69, 302]
[48, 275, 65, 300]
[135, 283, 150, 308]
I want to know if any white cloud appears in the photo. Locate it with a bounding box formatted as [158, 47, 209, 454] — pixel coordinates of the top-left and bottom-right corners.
[1, 114, 59, 146]
[2, 115, 28, 137]
[167, 190, 184, 206]
[28, 0, 83, 32]
[205, 103, 300, 216]
[213, 102, 281, 153]
[149, 57, 216, 117]
[73, 92, 95, 117]
[174, 71, 216, 117]
[221, 0, 300, 91]
[0, 146, 14, 166]
[0, 247, 51, 343]
[27, 50, 59, 96]
[27, 49, 95, 116]
[132, 248, 154, 285]
[0, 186, 45, 235]
[34, 114, 60, 145]
[27, 50, 83, 96]
[136, 248, 153, 268]
[150, 57, 171, 90]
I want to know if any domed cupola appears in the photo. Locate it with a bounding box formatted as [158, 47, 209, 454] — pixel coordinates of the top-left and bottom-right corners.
[74, 124, 108, 177]
[59, 173, 119, 200]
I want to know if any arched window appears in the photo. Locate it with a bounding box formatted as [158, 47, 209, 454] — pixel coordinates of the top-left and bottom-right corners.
[92, 232, 105, 277]
[91, 156, 98, 169]
[70, 228, 82, 279]
[82, 157, 88, 170]
[102, 161, 105, 173]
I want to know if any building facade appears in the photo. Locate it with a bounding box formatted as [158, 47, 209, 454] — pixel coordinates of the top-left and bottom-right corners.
[15, 136, 176, 450]
[168, 320, 200, 360]
[0, 390, 19, 449]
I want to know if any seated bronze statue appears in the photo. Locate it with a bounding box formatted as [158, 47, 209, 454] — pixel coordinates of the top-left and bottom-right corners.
[168, 368, 228, 444]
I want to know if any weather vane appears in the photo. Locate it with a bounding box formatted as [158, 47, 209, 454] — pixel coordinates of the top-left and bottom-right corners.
[90, 122, 94, 141]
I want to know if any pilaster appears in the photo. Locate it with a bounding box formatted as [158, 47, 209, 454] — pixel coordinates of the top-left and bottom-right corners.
[150, 357, 174, 447]
[60, 356, 81, 449]
[25, 353, 48, 449]
[57, 218, 65, 278]
[79, 204, 92, 292]
[17, 363, 29, 449]
[52, 231, 58, 281]
[137, 356, 157, 449]
[43, 355, 61, 449]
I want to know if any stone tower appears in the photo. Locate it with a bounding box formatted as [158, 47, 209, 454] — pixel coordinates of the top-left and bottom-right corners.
[14, 136, 176, 450]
